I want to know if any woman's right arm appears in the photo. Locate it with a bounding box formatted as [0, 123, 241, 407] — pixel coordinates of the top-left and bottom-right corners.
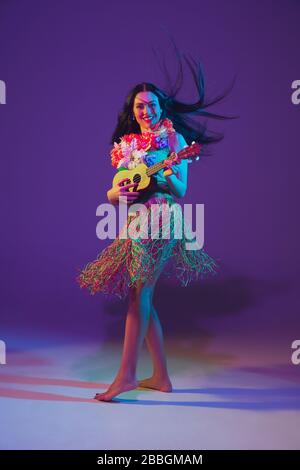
[107, 187, 119, 205]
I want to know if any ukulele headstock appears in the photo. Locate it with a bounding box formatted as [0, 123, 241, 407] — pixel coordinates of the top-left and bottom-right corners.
[177, 141, 201, 163]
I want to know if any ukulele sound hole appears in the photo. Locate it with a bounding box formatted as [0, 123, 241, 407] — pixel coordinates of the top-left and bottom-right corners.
[133, 174, 141, 184]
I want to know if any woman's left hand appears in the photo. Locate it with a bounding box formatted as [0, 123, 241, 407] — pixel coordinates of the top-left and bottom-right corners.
[163, 152, 181, 176]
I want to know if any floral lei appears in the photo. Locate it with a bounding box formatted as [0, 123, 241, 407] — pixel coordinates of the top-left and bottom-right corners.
[110, 118, 176, 169]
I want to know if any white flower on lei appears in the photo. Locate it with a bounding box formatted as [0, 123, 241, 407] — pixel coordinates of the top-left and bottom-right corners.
[117, 137, 148, 169]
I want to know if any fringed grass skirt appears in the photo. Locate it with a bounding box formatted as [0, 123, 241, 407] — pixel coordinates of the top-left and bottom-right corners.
[77, 193, 218, 299]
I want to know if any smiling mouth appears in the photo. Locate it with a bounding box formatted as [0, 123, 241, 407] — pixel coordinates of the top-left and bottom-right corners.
[143, 117, 153, 121]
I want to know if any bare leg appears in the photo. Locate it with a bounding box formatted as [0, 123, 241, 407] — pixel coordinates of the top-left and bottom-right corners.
[95, 281, 157, 401]
[138, 304, 172, 392]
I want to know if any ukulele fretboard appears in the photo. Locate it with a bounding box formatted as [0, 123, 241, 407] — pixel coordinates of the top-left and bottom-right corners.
[146, 161, 166, 176]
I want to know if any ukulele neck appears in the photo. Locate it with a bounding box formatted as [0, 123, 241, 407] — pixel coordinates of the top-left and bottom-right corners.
[146, 161, 166, 177]
[144, 143, 200, 177]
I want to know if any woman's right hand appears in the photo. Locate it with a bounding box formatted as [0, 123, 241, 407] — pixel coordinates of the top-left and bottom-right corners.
[107, 178, 140, 205]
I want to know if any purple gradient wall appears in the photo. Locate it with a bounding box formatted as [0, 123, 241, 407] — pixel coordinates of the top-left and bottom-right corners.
[1, 0, 299, 350]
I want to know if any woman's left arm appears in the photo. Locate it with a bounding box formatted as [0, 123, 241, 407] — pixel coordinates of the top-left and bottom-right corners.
[164, 132, 189, 198]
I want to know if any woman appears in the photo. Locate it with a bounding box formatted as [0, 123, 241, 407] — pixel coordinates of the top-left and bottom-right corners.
[78, 59, 228, 401]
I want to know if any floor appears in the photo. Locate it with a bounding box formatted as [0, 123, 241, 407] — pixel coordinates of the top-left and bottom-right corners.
[0, 328, 300, 450]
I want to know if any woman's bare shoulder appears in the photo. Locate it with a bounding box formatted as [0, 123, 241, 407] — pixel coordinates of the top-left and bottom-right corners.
[169, 131, 188, 152]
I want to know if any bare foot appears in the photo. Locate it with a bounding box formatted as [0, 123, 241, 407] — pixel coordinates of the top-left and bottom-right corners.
[138, 376, 172, 392]
[94, 379, 138, 402]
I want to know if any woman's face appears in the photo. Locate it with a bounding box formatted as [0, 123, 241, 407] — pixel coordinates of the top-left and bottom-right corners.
[133, 91, 162, 131]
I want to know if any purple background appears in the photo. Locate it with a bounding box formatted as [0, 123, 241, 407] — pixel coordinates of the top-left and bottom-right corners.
[1, 0, 299, 357]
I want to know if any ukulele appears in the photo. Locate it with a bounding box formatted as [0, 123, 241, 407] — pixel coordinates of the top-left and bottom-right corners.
[112, 142, 201, 192]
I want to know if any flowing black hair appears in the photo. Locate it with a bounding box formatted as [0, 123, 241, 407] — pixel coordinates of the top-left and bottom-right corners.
[111, 48, 234, 149]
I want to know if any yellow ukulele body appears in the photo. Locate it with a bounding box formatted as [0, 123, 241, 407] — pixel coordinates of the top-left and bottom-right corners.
[112, 164, 152, 192]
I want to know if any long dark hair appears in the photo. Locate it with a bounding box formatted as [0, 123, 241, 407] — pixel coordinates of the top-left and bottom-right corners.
[111, 53, 234, 149]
